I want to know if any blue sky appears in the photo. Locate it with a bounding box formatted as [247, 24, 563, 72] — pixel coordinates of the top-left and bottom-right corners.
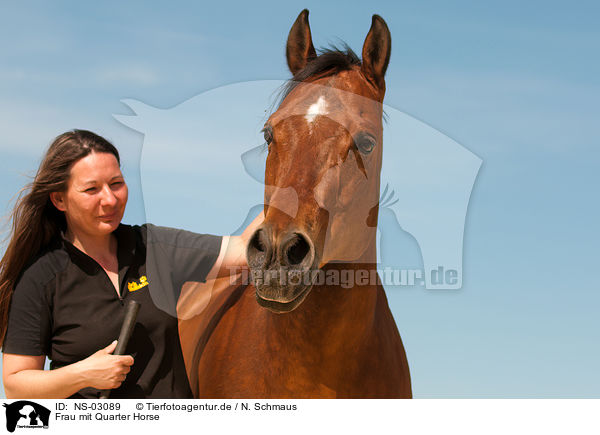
[0, 0, 599, 398]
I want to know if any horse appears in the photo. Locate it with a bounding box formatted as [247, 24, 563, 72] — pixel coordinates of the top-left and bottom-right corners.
[184, 10, 412, 398]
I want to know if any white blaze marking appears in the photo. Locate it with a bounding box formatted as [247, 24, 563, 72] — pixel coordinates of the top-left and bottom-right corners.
[305, 96, 328, 124]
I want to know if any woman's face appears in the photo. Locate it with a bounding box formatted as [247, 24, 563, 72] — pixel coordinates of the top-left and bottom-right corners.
[51, 152, 128, 241]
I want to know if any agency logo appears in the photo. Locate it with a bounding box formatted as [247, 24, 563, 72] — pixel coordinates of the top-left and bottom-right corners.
[3, 401, 50, 432]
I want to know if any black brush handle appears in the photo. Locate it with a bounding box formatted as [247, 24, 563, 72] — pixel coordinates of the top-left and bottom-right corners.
[99, 300, 140, 399]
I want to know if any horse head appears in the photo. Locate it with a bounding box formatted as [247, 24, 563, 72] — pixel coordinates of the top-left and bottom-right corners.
[246, 10, 391, 313]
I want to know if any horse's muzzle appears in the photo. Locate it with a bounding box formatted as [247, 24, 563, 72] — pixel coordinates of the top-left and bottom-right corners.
[246, 224, 318, 313]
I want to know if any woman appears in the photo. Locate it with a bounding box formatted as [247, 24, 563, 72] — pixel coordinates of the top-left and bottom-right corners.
[0, 130, 260, 398]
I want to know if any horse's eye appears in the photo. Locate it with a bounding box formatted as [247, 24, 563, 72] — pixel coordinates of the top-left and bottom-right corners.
[355, 133, 376, 154]
[263, 126, 273, 145]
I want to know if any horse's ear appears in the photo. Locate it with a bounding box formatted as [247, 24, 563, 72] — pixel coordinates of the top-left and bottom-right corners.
[286, 9, 317, 75]
[361, 15, 391, 90]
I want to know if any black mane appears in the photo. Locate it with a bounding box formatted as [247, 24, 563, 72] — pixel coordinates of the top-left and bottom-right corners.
[276, 44, 361, 108]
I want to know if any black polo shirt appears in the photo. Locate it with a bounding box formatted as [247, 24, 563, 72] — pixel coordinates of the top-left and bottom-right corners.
[3, 224, 222, 399]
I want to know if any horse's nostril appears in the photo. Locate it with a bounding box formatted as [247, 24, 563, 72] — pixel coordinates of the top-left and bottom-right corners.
[286, 234, 311, 266]
[250, 230, 267, 253]
[247, 228, 272, 269]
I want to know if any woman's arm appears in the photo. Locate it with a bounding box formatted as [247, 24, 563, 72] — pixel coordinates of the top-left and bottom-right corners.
[3, 340, 134, 399]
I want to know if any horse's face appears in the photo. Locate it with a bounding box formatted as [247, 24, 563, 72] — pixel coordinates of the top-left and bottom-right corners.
[247, 11, 391, 313]
[266, 73, 384, 264]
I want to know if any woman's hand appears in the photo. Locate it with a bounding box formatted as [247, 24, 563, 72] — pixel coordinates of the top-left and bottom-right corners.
[3, 341, 134, 399]
[209, 212, 265, 279]
[74, 340, 134, 390]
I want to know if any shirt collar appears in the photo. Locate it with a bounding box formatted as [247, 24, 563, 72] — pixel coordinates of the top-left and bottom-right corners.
[61, 224, 137, 274]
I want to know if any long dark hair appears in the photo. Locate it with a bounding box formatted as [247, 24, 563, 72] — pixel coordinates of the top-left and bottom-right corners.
[0, 129, 120, 345]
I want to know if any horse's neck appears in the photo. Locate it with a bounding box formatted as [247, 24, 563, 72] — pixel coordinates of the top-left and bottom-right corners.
[307, 236, 379, 324]
[269, 241, 380, 354]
